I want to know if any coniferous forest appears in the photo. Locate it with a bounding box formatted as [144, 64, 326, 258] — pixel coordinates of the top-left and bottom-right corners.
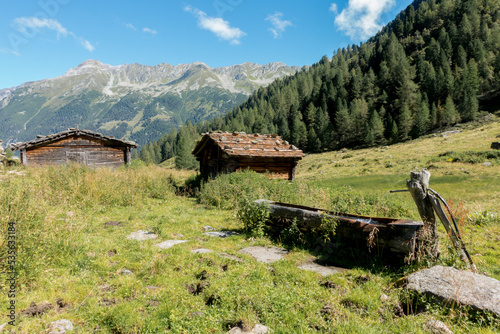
[139, 0, 500, 168]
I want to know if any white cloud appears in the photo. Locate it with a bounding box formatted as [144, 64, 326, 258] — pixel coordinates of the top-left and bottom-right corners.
[329, 3, 338, 14]
[125, 23, 136, 30]
[142, 27, 158, 35]
[334, 0, 395, 40]
[14, 17, 68, 37]
[12, 17, 94, 52]
[266, 12, 292, 39]
[79, 38, 95, 52]
[184, 6, 246, 45]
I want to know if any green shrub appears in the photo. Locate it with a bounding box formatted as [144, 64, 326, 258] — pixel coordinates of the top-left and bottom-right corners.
[237, 199, 270, 237]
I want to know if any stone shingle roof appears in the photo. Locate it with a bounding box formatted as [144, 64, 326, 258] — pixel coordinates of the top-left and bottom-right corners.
[193, 131, 304, 158]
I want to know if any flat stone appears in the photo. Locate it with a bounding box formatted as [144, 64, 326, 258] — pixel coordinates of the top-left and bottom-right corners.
[146, 286, 160, 290]
[203, 225, 215, 231]
[228, 324, 270, 334]
[204, 231, 239, 238]
[126, 230, 158, 241]
[155, 240, 188, 249]
[191, 248, 213, 254]
[297, 262, 345, 276]
[406, 265, 500, 316]
[239, 246, 288, 263]
[218, 252, 243, 262]
[48, 319, 73, 333]
[482, 161, 492, 167]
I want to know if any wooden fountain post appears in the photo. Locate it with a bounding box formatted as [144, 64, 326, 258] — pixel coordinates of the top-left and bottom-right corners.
[406, 169, 439, 260]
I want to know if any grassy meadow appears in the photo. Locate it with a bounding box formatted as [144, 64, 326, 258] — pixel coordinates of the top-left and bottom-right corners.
[0, 120, 499, 333]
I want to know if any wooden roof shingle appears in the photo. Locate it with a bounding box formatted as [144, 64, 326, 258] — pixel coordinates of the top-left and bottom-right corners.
[193, 131, 304, 159]
[10, 128, 138, 151]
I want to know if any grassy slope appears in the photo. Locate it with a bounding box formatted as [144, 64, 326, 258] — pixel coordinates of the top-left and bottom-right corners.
[0, 120, 499, 333]
[298, 119, 500, 214]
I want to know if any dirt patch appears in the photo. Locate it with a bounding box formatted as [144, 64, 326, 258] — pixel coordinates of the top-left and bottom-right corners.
[186, 281, 210, 295]
[196, 269, 209, 280]
[321, 281, 339, 289]
[104, 221, 125, 227]
[205, 294, 221, 306]
[20, 301, 53, 317]
[107, 249, 117, 256]
[355, 275, 371, 284]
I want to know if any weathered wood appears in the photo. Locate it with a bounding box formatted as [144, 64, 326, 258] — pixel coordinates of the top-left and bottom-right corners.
[406, 169, 439, 259]
[24, 136, 129, 168]
[427, 193, 467, 262]
[255, 200, 423, 263]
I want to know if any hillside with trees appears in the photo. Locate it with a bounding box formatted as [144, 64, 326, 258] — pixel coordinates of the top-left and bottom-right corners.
[139, 0, 500, 167]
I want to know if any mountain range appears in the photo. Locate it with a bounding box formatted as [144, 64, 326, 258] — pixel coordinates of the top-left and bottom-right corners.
[0, 60, 299, 145]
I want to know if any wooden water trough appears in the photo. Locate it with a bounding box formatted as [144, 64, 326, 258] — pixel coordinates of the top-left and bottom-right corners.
[255, 199, 424, 263]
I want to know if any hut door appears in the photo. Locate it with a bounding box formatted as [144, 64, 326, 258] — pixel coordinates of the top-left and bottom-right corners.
[66, 151, 88, 165]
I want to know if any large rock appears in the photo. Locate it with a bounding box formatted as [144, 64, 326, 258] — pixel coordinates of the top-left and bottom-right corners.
[406, 265, 500, 316]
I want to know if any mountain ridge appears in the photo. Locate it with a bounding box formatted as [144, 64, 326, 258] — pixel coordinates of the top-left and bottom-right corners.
[0, 59, 300, 145]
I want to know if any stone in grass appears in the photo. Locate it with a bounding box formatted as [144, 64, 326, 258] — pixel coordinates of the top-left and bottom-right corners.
[423, 320, 454, 334]
[191, 248, 213, 254]
[203, 225, 215, 231]
[218, 252, 243, 262]
[297, 261, 345, 277]
[119, 269, 134, 275]
[238, 246, 288, 263]
[204, 231, 239, 238]
[126, 230, 158, 241]
[482, 161, 492, 167]
[0, 323, 8, 332]
[47, 319, 74, 333]
[155, 240, 188, 249]
[228, 324, 271, 334]
[406, 265, 500, 317]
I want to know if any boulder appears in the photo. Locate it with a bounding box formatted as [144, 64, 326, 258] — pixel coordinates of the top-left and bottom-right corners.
[406, 265, 500, 316]
[491, 142, 500, 150]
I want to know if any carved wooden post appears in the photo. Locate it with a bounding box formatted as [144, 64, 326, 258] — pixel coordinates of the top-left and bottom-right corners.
[406, 169, 439, 259]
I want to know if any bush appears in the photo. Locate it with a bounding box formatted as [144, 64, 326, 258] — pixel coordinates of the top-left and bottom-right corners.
[237, 199, 270, 237]
[199, 170, 414, 219]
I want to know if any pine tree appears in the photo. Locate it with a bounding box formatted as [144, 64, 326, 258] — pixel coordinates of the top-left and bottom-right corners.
[460, 88, 479, 121]
[443, 96, 459, 125]
[175, 124, 198, 170]
[398, 103, 413, 140]
[413, 99, 430, 137]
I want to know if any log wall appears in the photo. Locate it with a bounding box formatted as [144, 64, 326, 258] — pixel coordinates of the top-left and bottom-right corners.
[25, 136, 127, 168]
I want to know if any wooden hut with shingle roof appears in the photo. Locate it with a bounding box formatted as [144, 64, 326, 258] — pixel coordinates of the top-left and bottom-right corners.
[10, 128, 138, 168]
[192, 131, 304, 180]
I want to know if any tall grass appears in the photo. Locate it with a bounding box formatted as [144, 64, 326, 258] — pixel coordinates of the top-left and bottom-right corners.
[0, 164, 179, 288]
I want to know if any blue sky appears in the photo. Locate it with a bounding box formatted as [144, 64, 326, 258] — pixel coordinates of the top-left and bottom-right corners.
[0, 0, 414, 89]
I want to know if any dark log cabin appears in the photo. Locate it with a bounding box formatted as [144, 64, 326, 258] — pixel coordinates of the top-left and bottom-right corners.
[10, 129, 138, 168]
[192, 131, 304, 180]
